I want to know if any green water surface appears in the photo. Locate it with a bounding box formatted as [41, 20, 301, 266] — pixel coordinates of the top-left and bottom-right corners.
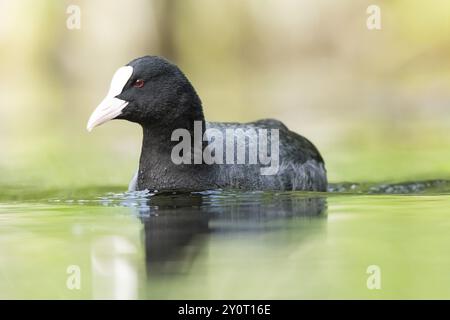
[1, 183, 450, 299]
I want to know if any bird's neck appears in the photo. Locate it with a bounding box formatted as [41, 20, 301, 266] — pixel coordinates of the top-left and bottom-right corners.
[140, 120, 206, 154]
[137, 111, 214, 191]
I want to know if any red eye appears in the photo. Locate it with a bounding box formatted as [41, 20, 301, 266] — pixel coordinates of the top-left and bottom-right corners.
[133, 79, 145, 88]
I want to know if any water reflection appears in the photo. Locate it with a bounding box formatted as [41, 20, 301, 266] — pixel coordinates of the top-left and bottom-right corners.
[138, 191, 327, 276]
[91, 236, 139, 299]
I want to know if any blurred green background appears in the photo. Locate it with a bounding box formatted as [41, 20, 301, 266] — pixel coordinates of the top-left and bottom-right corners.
[1, 0, 450, 188]
[1, 1, 450, 300]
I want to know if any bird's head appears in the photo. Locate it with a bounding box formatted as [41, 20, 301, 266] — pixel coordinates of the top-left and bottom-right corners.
[87, 56, 203, 131]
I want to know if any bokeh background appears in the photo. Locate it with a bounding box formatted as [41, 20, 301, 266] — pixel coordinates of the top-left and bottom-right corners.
[1, 0, 450, 189]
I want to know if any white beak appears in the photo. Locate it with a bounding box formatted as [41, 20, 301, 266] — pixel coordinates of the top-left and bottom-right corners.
[87, 66, 133, 132]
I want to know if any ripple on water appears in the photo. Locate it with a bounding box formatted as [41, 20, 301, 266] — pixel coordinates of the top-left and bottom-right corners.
[2, 179, 449, 210]
[328, 179, 450, 195]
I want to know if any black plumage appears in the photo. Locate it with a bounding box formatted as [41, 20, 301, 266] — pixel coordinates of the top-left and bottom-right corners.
[88, 56, 327, 192]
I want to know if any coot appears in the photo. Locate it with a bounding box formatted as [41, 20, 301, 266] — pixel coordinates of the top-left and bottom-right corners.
[87, 56, 327, 192]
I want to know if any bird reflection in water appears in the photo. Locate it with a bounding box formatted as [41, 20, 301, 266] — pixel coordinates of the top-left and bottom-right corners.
[138, 191, 327, 276]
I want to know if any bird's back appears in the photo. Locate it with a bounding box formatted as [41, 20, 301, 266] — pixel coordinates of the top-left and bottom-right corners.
[205, 119, 327, 191]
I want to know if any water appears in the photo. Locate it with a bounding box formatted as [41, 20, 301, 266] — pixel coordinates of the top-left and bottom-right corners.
[0, 181, 450, 299]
